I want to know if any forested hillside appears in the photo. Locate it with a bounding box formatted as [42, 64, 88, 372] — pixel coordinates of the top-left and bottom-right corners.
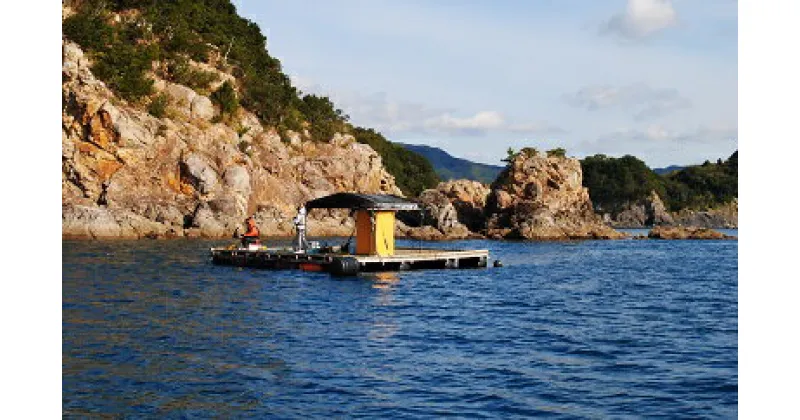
[580, 151, 738, 212]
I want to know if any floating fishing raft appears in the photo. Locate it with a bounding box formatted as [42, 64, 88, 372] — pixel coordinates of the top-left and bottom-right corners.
[211, 247, 489, 276]
[210, 193, 490, 276]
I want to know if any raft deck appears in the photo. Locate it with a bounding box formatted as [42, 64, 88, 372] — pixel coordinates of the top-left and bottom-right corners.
[210, 247, 489, 275]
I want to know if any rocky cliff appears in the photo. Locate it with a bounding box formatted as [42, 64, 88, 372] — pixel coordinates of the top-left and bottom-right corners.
[484, 151, 625, 240]
[62, 41, 401, 239]
[601, 193, 737, 229]
[601, 190, 674, 228]
[671, 199, 738, 229]
[397, 180, 490, 240]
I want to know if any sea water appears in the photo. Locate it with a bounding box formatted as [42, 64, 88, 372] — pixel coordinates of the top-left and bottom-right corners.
[63, 235, 737, 418]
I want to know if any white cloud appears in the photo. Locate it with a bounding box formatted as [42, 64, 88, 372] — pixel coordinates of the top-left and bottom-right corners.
[290, 75, 452, 133]
[565, 83, 691, 120]
[644, 124, 673, 141]
[291, 75, 565, 138]
[575, 123, 737, 166]
[507, 122, 567, 135]
[341, 92, 452, 133]
[565, 85, 623, 109]
[419, 112, 566, 137]
[423, 111, 505, 135]
[598, 123, 737, 144]
[690, 124, 739, 144]
[617, 124, 677, 141]
[602, 0, 678, 39]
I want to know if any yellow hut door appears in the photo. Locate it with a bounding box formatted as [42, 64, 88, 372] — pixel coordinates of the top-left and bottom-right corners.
[374, 211, 395, 256]
[354, 210, 395, 256]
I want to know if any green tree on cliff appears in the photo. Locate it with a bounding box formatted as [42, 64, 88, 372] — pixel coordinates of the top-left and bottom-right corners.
[210, 80, 239, 117]
[502, 148, 518, 163]
[297, 94, 349, 142]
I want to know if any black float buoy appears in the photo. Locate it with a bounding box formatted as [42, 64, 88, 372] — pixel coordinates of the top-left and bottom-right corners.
[329, 257, 360, 276]
[493, 260, 503, 268]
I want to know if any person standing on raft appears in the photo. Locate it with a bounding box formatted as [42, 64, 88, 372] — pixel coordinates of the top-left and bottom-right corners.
[293, 206, 308, 252]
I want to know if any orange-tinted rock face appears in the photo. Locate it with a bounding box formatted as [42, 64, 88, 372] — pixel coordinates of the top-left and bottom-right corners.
[88, 108, 116, 149]
[62, 40, 401, 239]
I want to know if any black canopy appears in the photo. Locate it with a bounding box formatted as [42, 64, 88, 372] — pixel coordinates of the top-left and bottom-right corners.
[305, 192, 420, 211]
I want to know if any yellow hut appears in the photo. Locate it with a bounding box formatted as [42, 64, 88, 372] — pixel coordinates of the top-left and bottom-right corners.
[305, 193, 420, 257]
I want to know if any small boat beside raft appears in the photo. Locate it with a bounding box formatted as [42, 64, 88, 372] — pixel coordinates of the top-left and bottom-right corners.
[211, 193, 490, 276]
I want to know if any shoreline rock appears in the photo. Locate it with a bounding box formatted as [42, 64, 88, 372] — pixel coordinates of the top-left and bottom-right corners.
[397, 180, 490, 240]
[671, 199, 738, 229]
[647, 225, 735, 240]
[602, 194, 737, 229]
[602, 190, 674, 228]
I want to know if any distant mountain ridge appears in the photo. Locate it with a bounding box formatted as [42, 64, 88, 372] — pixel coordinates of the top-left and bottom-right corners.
[398, 143, 503, 184]
[653, 165, 685, 175]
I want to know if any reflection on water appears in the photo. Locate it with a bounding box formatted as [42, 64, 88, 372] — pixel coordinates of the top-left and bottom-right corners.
[369, 272, 400, 289]
[64, 238, 737, 418]
[365, 272, 401, 342]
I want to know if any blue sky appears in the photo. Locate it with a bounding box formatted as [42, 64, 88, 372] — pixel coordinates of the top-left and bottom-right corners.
[233, 0, 737, 167]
